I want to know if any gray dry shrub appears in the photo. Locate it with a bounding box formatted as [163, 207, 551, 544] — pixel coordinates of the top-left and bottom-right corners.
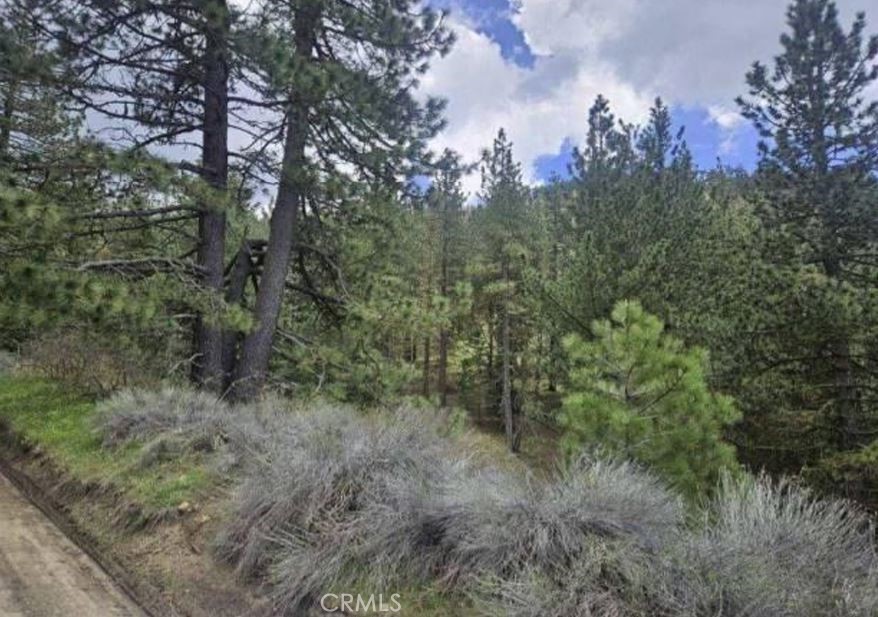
[213, 404, 462, 612]
[436, 456, 683, 580]
[677, 474, 878, 617]
[217, 422, 690, 616]
[476, 553, 670, 617]
[437, 457, 683, 616]
[94, 387, 297, 473]
[95, 387, 224, 447]
[97, 387, 878, 617]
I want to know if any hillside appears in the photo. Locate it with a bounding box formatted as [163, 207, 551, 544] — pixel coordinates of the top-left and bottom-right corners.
[1, 371, 876, 616]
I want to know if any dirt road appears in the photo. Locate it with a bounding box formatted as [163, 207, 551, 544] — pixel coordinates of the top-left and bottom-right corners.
[0, 470, 146, 616]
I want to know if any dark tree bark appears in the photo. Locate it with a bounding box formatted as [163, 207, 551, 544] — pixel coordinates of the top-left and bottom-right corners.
[0, 82, 15, 159]
[822, 255, 864, 450]
[192, 0, 230, 391]
[500, 258, 516, 452]
[221, 239, 256, 389]
[437, 209, 450, 407]
[438, 329, 449, 407]
[484, 313, 494, 421]
[228, 3, 320, 401]
[422, 336, 431, 398]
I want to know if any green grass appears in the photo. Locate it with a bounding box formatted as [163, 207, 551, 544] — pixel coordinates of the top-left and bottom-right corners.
[0, 375, 215, 509]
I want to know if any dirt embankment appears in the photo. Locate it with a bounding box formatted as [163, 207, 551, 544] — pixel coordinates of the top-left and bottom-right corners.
[0, 470, 145, 616]
[0, 426, 265, 617]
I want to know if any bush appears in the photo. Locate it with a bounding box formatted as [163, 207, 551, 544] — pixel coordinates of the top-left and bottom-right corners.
[560, 300, 741, 498]
[677, 475, 878, 617]
[436, 457, 682, 616]
[478, 472, 878, 617]
[94, 386, 297, 474]
[476, 559, 668, 617]
[436, 457, 682, 580]
[94, 385, 878, 617]
[216, 423, 686, 615]
[20, 330, 166, 395]
[213, 404, 462, 613]
[95, 387, 223, 446]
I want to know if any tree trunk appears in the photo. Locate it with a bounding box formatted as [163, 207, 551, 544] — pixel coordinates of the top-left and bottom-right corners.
[484, 314, 494, 420]
[548, 333, 559, 393]
[535, 332, 543, 393]
[822, 255, 864, 450]
[228, 3, 319, 401]
[221, 240, 255, 390]
[422, 337, 431, 398]
[501, 259, 516, 452]
[438, 229, 449, 407]
[192, 0, 230, 391]
[0, 81, 16, 159]
[438, 329, 449, 407]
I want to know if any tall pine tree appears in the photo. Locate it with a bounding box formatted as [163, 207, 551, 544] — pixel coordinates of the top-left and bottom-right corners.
[227, 0, 453, 400]
[737, 0, 878, 451]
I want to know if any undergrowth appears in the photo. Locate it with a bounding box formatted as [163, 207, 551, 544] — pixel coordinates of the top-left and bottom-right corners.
[4, 376, 877, 617]
[0, 376, 216, 510]
[91, 385, 878, 617]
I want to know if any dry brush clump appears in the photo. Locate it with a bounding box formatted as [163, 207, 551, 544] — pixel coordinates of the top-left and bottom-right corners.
[472, 471, 878, 617]
[96, 387, 224, 447]
[674, 474, 878, 617]
[213, 405, 464, 612]
[217, 425, 689, 616]
[93, 387, 878, 616]
[94, 386, 297, 473]
[434, 456, 683, 579]
[20, 330, 167, 395]
[440, 458, 684, 616]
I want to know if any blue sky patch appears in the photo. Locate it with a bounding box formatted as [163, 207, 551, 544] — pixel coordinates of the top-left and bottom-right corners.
[671, 107, 759, 171]
[534, 139, 575, 182]
[529, 109, 760, 184]
[431, 0, 536, 67]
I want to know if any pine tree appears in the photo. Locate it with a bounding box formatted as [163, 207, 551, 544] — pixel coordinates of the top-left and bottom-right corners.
[426, 149, 469, 407]
[0, 5, 69, 165]
[560, 300, 741, 497]
[25, 0, 238, 390]
[476, 129, 532, 452]
[637, 97, 673, 173]
[737, 0, 878, 451]
[227, 0, 452, 401]
[737, 0, 878, 263]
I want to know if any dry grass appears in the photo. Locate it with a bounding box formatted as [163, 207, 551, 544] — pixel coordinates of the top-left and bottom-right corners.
[92, 387, 878, 616]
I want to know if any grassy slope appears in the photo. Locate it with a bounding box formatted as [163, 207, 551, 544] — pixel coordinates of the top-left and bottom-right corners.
[0, 375, 475, 615]
[0, 376, 214, 510]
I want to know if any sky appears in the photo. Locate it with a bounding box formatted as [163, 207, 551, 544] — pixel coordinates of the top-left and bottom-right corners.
[420, 0, 871, 196]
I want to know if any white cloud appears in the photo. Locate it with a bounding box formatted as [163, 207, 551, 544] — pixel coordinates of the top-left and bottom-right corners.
[422, 0, 872, 191]
[707, 106, 744, 132]
[514, 0, 638, 56]
[511, 0, 873, 103]
[422, 16, 652, 196]
[707, 105, 746, 155]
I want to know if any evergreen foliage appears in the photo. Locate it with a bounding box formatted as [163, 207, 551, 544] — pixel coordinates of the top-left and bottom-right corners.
[1, 0, 878, 514]
[560, 301, 741, 497]
[735, 0, 878, 499]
